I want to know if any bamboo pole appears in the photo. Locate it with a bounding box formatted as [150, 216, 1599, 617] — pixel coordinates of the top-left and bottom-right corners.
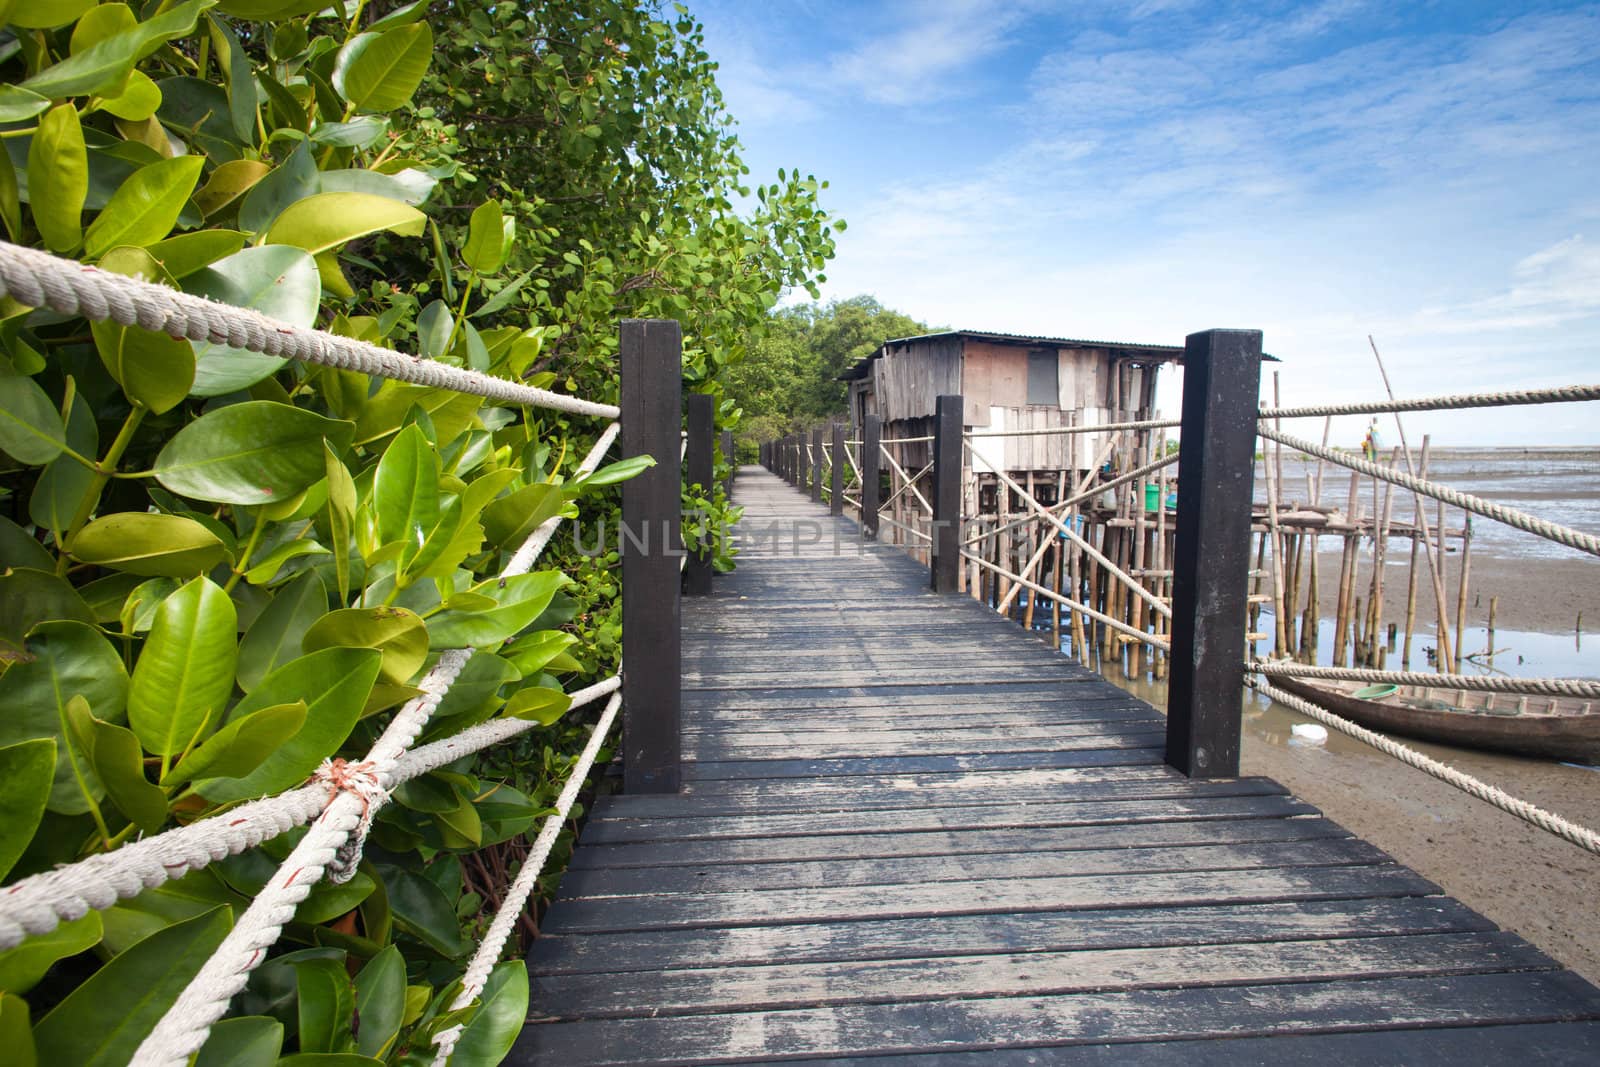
[1401, 440, 1430, 665]
[1333, 470, 1360, 666]
[1368, 447, 1398, 665]
[1437, 495, 1450, 670]
[1454, 516, 1472, 668]
[1261, 430, 1291, 655]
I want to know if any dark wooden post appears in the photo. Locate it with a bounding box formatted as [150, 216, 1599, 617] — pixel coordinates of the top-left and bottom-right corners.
[722, 429, 735, 498]
[810, 427, 824, 502]
[620, 319, 682, 793]
[683, 393, 714, 596]
[1166, 328, 1263, 779]
[796, 433, 807, 490]
[829, 423, 845, 516]
[931, 394, 963, 593]
[862, 413, 882, 539]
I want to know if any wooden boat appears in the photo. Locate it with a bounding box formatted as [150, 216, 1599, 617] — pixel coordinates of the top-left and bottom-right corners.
[1271, 675, 1600, 764]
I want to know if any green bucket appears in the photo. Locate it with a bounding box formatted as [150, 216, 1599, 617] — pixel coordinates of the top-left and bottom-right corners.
[1144, 483, 1160, 511]
[1353, 684, 1399, 700]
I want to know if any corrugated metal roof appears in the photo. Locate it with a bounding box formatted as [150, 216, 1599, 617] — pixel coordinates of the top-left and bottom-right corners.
[839, 329, 1187, 381]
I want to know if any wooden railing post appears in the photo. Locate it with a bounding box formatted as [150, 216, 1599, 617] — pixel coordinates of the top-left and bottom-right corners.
[862, 414, 882, 539]
[722, 429, 735, 498]
[619, 319, 682, 793]
[1166, 328, 1263, 779]
[931, 394, 963, 593]
[829, 423, 845, 517]
[811, 427, 824, 502]
[796, 432, 808, 490]
[683, 392, 714, 597]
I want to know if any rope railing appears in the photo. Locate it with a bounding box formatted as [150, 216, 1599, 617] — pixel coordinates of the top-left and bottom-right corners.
[0, 241, 620, 419]
[1248, 661, 1600, 700]
[1259, 383, 1600, 420]
[966, 417, 1180, 438]
[1257, 425, 1600, 557]
[1248, 676, 1600, 855]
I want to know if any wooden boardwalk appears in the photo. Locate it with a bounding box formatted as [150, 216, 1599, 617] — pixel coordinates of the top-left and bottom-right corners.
[512, 467, 1600, 1064]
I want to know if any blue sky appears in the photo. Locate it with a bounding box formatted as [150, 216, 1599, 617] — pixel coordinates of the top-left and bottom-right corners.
[691, 0, 1600, 445]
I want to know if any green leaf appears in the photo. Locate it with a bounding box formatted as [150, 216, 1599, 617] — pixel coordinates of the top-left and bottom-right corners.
[0, 620, 127, 815]
[147, 229, 247, 277]
[352, 944, 405, 1059]
[69, 512, 229, 578]
[0, 86, 50, 124]
[71, 2, 138, 50]
[470, 267, 535, 319]
[309, 117, 389, 150]
[32, 906, 232, 1067]
[303, 607, 428, 685]
[373, 423, 439, 573]
[481, 482, 568, 549]
[127, 576, 238, 757]
[238, 141, 317, 236]
[9, 0, 97, 28]
[263, 192, 425, 255]
[244, 538, 329, 584]
[25, 104, 86, 253]
[0, 373, 66, 464]
[333, 23, 434, 113]
[501, 686, 571, 725]
[461, 199, 506, 273]
[0, 515, 54, 572]
[97, 70, 163, 122]
[194, 1016, 282, 1067]
[153, 401, 354, 505]
[0, 145, 20, 242]
[28, 382, 96, 539]
[0, 738, 55, 880]
[0, 912, 100, 996]
[446, 962, 529, 1067]
[295, 956, 355, 1055]
[384, 869, 469, 957]
[21, 0, 218, 101]
[63, 696, 167, 833]
[318, 166, 435, 207]
[501, 630, 580, 678]
[416, 298, 453, 360]
[185, 245, 318, 395]
[0, 569, 96, 650]
[237, 569, 326, 691]
[578, 454, 658, 488]
[163, 700, 306, 786]
[89, 318, 195, 415]
[197, 647, 381, 804]
[0, 993, 36, 1067]
[193, 159, 269, 217]
[207, 14, 256, 142]
[326, 445, 356, 602]
[83, 155, 204, 258]
[426, 572, 568, 649]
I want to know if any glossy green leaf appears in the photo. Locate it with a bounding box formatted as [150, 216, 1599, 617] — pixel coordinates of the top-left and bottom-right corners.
[153, 401, 354, 505]
[0, 146, 19, 242]
[215, 0, 328, 17]
[69, 3, 138, 52]
[384, 869, 468, 958]
[0, 373, 66, 464]
[26, 105, 86, 253]
[97, 70, 164, 122]
[578, 454, 657, 488]
[0, 993, 35, 1067]
[120, 577, 180, 634]
[373, 423, 439, 570]
[194, 1016, 282, 1067]
[461, 199, 507, 273]
[426, 571, 568, 649]
[21, 0, 217, 101]
[163, 700, 306, 786]
[295, 956, 355, 1055]
[238, 141, 317, 236]
[470, 268, 535, 320]
[193, 159, 269, 216]
[207, 14, 256, 142]
[447, 962, 529, 1067]
[185, 245, 318, 395]
[32, 906, 232, 1067]
[416, 298, 453, 360]
[333, 23, 434, 113]
[263, 192, 425, 255]
[352, 945, 405, 1059]
[501, 686, 571, 725]
[0, 620, 127, 815]
[147, 229, 247, 277]
[0, 86, 49, 124]
[244, 538, 329, 585]
[318, 166, 435, 207]
[9, 0, 97, 28]
[64, 696, 167, 834]
[501, 630, 580, 678]
[0, 515, 54, 572]
[69, 512, 228, 577]
[309, 116, 389, 150]
[0, 912, 100, 996]
[302, 607, 428, 685]
[127, 576, 238, 757]
[89, 318, 195, 415]
[294, 869, 374, 925]
[83, 155, 204, 258]
[27, 383, 96, 538]
[326, 444, 356, 602]
[0, 570, 97, 650]
[237, 568, 326, 692]
[197, 647, 380, 804]
[0, 739, 55, 880]
[481, 482, 568, 549]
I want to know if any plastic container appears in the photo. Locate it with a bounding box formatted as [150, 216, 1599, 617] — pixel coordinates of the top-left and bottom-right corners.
[1144, 483, 1159, 511]
[1353, 684, 1399, 700]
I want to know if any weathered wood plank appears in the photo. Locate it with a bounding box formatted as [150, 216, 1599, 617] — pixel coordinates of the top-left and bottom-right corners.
[682, 747, 1166, 780]
[512, 972, 1600, 1065]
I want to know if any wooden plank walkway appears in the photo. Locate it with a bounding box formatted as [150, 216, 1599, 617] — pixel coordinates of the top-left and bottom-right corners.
[511, 467, 1600, 1064]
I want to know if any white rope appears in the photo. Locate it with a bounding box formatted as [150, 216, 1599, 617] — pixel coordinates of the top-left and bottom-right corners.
[1258, 425, 1600, 558]
[1260, 383, 1600, 420]
[0, 241, 620, 419]
[1249, 677, 1600, 855]
[505, 423, 619, 576]
[1247, 661, 1600, 700]
[428, 688, 622, 1065]
[130, 420, 628, 1065]
[966, 417, 1180, 438]
[878, 435, 934, 444]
